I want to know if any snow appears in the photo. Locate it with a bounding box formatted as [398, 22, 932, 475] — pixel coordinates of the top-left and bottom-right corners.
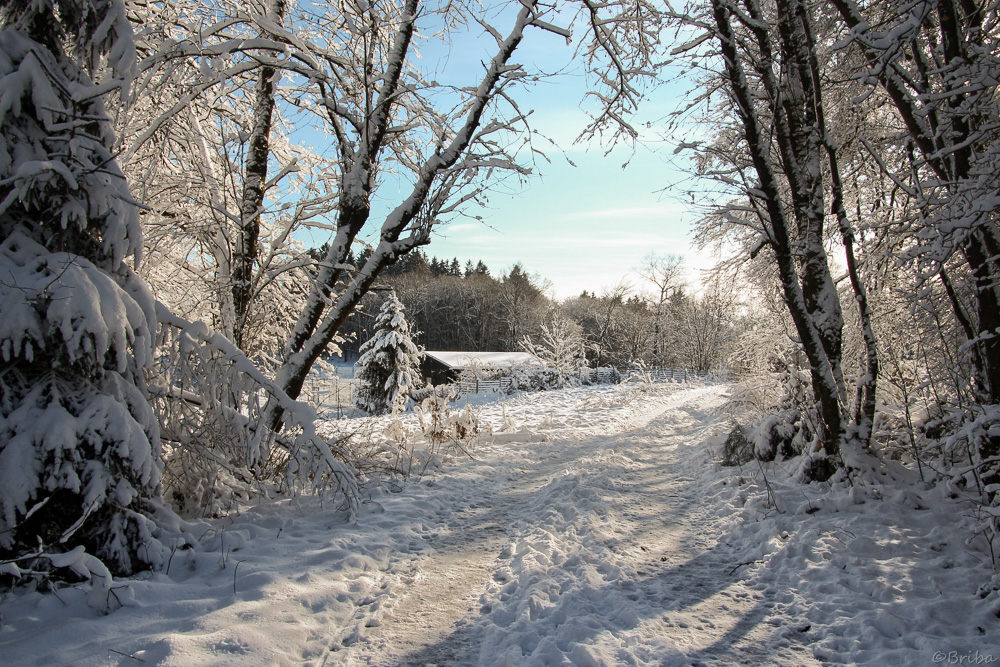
[424, 351, 542, 369]
[2, 383, 999, 665]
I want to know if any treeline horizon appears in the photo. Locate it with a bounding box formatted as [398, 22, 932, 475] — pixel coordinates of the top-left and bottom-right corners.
[320, 247, 729, 374]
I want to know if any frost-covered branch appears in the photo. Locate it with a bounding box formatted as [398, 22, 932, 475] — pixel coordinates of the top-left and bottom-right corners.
[151, 305, 359, 516]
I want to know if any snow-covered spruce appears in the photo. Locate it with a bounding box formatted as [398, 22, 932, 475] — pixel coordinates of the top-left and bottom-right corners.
[0, 5, 169, 576]
[354, 292, 423, 415]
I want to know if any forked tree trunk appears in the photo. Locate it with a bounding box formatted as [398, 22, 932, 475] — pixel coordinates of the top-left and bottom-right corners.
[268, 0, 539, 429]
[711, 0, 847, 469]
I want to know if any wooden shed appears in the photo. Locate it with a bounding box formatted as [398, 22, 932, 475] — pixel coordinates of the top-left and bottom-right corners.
[420, 351, 542, 386]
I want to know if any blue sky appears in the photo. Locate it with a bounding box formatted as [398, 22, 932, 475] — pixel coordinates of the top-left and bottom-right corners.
[303, 6, 715, 299]
[421, 132, 712, 299]
[417, 13, 714, 299]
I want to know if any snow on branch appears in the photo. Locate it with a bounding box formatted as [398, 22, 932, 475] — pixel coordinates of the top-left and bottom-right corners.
[150, 305, 358, 516]
[576, 0, 662, 144]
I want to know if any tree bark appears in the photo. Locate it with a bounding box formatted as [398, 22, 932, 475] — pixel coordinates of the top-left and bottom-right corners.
[233, 0, 287, 351]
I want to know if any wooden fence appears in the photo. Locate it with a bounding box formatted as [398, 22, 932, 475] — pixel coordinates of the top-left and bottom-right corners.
[628, 368, 710, 383]
[456, 377, 512, 395]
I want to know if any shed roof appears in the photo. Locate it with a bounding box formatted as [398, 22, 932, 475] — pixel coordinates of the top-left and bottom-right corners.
[423, 351, 542, 369]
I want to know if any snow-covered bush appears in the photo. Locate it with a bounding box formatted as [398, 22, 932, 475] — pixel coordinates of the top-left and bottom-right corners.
[753, 410, 805, 462]
[942, 406, 1000, 529]
[414, 394, 480, 449]
[507, 366, 565, 392]
[0, 4, 170, 575]
[721, 424, 753, 466]
[409, 382, 453, 406]
[150, 307, 359, 517]
[520, 314, 587, 387]
[354, 293, 423, 415]
[721, 410, 808, 467]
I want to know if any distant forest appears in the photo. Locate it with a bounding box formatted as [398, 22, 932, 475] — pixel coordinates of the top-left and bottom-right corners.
[316, 246, 730, 373]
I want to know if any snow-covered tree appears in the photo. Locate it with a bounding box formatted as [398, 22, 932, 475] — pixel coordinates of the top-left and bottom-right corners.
[120, 0, 337, 359]
[266, 0, 661, 426]
[639, 253, 685, 366]
[521, 312, 587, 386]
[354, 293, 423, 415]
[667, 0, 881, 478]
[0, 0, 168, 574]
[826, 0, 1000, 479]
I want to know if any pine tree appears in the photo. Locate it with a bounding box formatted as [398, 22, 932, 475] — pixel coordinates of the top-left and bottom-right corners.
[354, 293, 423, 415]
[0, 0, 168, 574]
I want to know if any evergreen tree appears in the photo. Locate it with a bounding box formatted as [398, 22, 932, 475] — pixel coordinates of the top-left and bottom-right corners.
[354, 293, 423, 414]
[0, 0, 168, 574]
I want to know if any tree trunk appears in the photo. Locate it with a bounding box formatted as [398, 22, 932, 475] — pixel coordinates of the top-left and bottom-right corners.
[712, 0, 846, 466]
[233, 0, 287, 351]
[268, 0, 539, 428]
[830, 0, 1000, 416]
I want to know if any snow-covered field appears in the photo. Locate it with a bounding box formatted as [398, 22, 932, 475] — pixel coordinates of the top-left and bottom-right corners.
[2, 383, 998, 665]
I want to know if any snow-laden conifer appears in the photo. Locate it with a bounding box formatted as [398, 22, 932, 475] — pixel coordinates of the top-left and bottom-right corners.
[0, 0, 168, 575]
[354, 294, 422, 415]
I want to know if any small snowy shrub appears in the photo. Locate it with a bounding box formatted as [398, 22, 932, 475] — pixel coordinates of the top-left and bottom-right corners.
[409, 383, 439, 404]
[508, 367, 564, 393]
[414, 394, 480, 449]
[721, 425, 753, 466]
[354, 293, 423, 415]
[753, 410, 804, 462]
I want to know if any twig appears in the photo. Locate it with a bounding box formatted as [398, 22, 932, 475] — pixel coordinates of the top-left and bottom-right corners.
[166, 542, 178, 575]
[233, 560, 243, 595]
[729, 559, 761, 576]
[108, 648, 145, 662]
[757, 458, 781, 513]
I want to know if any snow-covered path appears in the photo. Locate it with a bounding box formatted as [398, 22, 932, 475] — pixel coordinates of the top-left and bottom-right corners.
[5, 382, 997, 666]
[327, 384, 813, 666]
[4, 382, 776, 667]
